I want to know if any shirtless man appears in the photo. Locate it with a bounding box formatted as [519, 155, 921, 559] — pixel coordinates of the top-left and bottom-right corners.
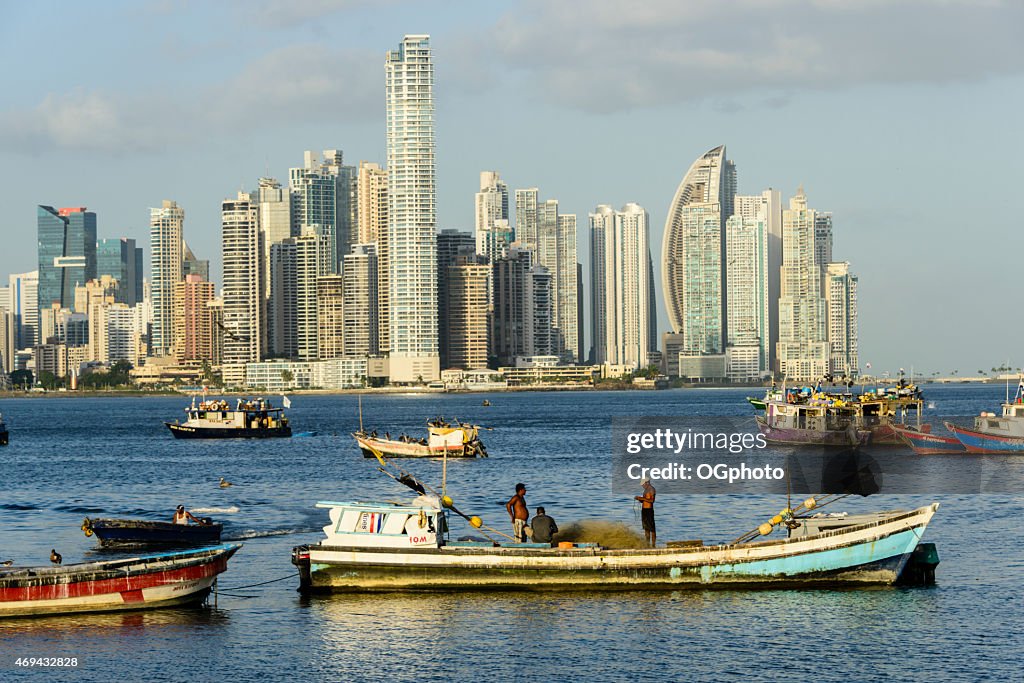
[635, 479, 656, 547]
[505, 483, 529, 542]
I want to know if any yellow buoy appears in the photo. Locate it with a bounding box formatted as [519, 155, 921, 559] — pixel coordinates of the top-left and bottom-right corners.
[441, 496, 454, 509]
[758, 523, 774, 536]
[469, 516, 482, 528]
[804, 498, 817, 510]
[770, 515, 783, 525]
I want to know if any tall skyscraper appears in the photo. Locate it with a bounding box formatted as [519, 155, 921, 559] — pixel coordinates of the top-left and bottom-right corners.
[343, 244, 379, 357]
[386, 34, 439, 382]
[317, 274, 346, 360]
[777, 188, 830, 382]
[8, 271, 38, 349]
[661, 145, 736, 379]
[492, 246, 552, 366]
[356, 161, 389, 355]
[258, 177, 294, 355]
[446, 254, 491, 370]
[725, 210, 770, 381]
[734, 190, 782, 373]
[590, 204, 653, 369]
[476, 171, 511, 262]
[437, 230, 476, 369]
[150, 200, 184, 357]
[268, 240, 297, 358]
[221, 192, 263, 386]
[290, 150, 347, 275]
[826, 262, 859, 378]
[37, 206, 97, 319]
[514, 189, 539, 251]
[97, 238, 143, 306]
[295, 229, 327, 361]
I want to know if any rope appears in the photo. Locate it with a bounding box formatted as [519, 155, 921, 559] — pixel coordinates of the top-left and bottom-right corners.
[217, 572, 298, 591]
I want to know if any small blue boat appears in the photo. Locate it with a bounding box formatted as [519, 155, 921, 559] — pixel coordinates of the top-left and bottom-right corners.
[82, 518, 223, 548]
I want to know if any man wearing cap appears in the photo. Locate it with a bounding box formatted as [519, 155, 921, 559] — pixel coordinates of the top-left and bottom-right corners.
[635, 479, 656, 547]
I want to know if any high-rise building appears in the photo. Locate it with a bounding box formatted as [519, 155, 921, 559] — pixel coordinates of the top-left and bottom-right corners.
[734, 190, 782, 373]
[590, 204, 653, 369]
[492, 246, 552, 366]
[386, 34, 439, 382]
[37, 206, 97, 319]
[476, 171, 511, 262]
[105, 303, 142, 366]
[258, 177, 294, 355]
[725, 211, 770, 382]
[343, 244, 379, 358]
[661, 145, 736, 379]
[777, 188, 830, 382]
[826, 262, 859, 378]
[8, 271, 38, 349]
[290, 150, 356, 275]
[356, 161, 389, 355]
[446, 254, 491, 370]
[221, 192, 263, 386]
[182, 242, 209, 282]
[97, 238, 143, 306]
[268, 240, 297, 358]
[150, 200, 184, 357]
[437, 230, 477, 369]
[317, 274, 346, 360]
[173, 274, 216, 363]
[295, 229, 327, 361]
[324, 149, 358, 273]
[514, 189, 539, 251]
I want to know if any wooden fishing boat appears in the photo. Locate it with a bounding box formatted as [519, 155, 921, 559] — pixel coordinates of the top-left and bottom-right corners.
[0, 544, 241, 617]
[166, 397, 291, 439]
[943, 381, 1024, 453]
[756, 400, 870, 446]
[292, 499, 938, 592]
[81, 517, 223, 548]
[354, 420, 488, 458]
[891, 425, 966, 455]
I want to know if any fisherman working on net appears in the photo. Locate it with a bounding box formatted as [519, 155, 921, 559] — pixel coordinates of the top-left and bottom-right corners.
[529, 506, 558, 545]
[635, 479, 656, 547]
[506, 483, 529, 542]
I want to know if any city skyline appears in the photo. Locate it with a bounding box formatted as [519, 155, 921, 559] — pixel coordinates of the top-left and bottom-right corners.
[1, 2, 1022, 373]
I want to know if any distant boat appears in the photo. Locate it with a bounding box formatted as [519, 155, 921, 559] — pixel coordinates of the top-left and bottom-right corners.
[756, 399, 869, 446]
[944, 380, 1024, 453]
[482, 399, 491, 407]
[81, 517, 223, 548]
[0, 545, 241, 617]
[892, 425, 966, 455]
[166, 397, 291, 439]
[0, 413, 7, 446]
[354, 419, 488, 458]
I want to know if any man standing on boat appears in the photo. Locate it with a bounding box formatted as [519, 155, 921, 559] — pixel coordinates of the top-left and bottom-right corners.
[635, 479, 656, 547]
[506, 483, 529, 542]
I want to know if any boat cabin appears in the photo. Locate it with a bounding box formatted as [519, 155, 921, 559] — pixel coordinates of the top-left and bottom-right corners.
[315, 500, 446, 549]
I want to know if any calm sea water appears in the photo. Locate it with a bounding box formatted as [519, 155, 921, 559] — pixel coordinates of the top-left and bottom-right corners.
[1, 385, 1021, 682]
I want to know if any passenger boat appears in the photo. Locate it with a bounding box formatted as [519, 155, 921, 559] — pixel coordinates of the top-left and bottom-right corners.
[0, 544, 240, 617]
[81, 517, 223, 548]
[354, 419, 488, 458]
[891, 425, 966, 455]
[943, 380, 1024, 453]
[291, 451, 939, 591]
[0, 412, 7, 446]
[165, 397, 291, 439]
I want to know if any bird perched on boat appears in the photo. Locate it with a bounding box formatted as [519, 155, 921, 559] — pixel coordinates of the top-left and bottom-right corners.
[50, 549, 62, 565]
[1, 560, 13, 566]
[219, 477, 233, 488]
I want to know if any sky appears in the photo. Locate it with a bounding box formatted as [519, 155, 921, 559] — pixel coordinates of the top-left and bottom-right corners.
[1, 0, 1022, 376]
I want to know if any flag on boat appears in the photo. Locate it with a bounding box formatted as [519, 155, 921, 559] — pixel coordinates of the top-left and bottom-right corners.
[282, 395, 291, 409]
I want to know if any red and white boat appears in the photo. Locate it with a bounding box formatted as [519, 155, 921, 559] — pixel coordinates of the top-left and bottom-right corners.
[0, 544, 240, 617]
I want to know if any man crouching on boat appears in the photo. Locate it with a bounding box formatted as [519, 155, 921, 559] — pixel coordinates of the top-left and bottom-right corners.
[506, 483, 529, 542]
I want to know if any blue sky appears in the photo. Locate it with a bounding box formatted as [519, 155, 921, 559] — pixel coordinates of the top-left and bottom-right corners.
[1, 0, 1022, 375]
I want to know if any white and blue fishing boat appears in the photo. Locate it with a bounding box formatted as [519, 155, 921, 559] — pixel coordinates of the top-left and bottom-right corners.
[944, 379, 1024, 453]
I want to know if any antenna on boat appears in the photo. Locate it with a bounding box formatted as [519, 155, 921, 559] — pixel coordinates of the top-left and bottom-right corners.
[358, 394, 364, 433]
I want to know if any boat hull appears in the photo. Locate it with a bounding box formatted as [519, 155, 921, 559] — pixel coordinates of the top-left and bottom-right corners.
[893, 425, 966, 455]
[756, 416, 870, 447]
[0, 429, 7, 446]
[945, 422, 1024, 453]
[0, 545, 240, 618]
[166, 422, 291, 439]
[355, 434, 479, 458]
[87, 518, 223, 547]
[295, 505, 937, 592]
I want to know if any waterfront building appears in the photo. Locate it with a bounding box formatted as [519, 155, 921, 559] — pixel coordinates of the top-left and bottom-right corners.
[317, 274, 346, 360]
[268, 239, 297, 359]
[826, 261, 859, 378]
[39, 304, 88, 348]
[221, 192, 263, 386]
[38, 205, 97, 321]
[492, 247, 554, 367]
[590, 203, 654, 370]
[437, 230, 476, 369]
[476, 171, 511, 262]
[661, 145, 736, 380]
[244, 357, 368, 391]
[290, 150, 355, 275]
[733, 190, 782, 374]
[105, 303, 142, 366]
[445, 254, 491, 370]
[724, 209, 770, 382]
[386, 34, 439, 382]
[149, 200, 184, 357]
[8, 271, 39, 349]
[776, 188, 830, 382]
[97, 238, 143, 306]
[343, 244, 379, 357]
[356, 161, 389, 354]
[207, 297, 223, 366]
[257, 177, 294, 356]
[514, 189, 539, 251]
[172, 274, 215, 363]
[295, 229, 328, 361]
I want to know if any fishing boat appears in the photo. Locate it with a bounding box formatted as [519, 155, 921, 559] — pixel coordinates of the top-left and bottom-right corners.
[165, 396, 291, 439]
[756, 398, 870, 446]
[0, 544, 240, 617]
[354, 419, 488, 458]
[0, 413, 7, 446]
[291, 450, 939, 592]
[81, 517, 223, 548]
[943, 380, 1024, 453]
[891, 424, 966, 455]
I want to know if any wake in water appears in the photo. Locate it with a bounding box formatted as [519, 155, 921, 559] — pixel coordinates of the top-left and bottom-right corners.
[191, 506, 240, 514]
[223, 527, 317, 541]
[553, 519, 647, 549]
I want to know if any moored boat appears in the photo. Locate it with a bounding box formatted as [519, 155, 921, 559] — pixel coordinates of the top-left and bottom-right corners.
[943, 380, 1024, 453]
[166, 397, 291, 439]
[0, 544, 241, 617]
[354, 419, 488, 458]
[892, 424, 966, 455]
[756, 400, 870, 446]
[0, 412, 7, 446]
[81, 517, 223, 548]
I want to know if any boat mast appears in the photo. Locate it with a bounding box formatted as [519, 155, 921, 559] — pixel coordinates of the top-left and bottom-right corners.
[358, 394, 364, 433]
